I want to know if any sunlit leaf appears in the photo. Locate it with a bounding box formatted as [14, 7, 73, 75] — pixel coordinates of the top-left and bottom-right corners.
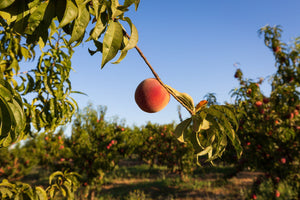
[24, 1, 48, 35]
[101, 21, 123, 68]
[68, 1, 90, 45]
[197, 145, 212, 157]
[122, 17, 138, 51]
[58, 0, 78, 28]
[165, 85, 195, 112]
[86, 11, 107, 41]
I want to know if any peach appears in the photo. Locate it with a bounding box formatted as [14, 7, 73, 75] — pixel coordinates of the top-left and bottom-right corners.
[135, 78, 170, 113]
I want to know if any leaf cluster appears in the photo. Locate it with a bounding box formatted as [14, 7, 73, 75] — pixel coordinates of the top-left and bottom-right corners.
[0, 0, 140, 68]
[165, 85, 242, 165]
[0, 170, 80, 199]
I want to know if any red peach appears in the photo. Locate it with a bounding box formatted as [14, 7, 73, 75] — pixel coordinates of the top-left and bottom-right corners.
[255, 101, 263, 107]
[135, 78, 170, 113]
[275, 190, 280, 198]
[280, 157, 286, 164]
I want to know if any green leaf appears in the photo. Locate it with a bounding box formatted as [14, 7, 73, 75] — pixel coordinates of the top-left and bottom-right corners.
[0, 0, 15, 10]
[101, 21, 123, 68]
[112, 49, 128, 64]
[193, 114, 210, 133]
[174, 117, 192, 143]
[49, 171, 64, 185]
[111, 0, 124, 19]
[8, 98, 25, 134]
[22, 73, 35, 95]
[24, 1, 48, 35]
[0, 78, 25, 147]
[165, 85, 195, 113]
[134, 0, 140, 10]
[205, 106, 242, 159]
[197, 145, 212, 157]
[58, 0, 78, 28]
[190, 131, 204, 154]
[112, 36, 129, 64]
[0, 98, 12, 137]
[68, 1, 90, 45]
[123, 0, 140, 11]
[55, 0, 67, 22]
[86, 11, 107, 41]
[122, 17, 138, 51]
[88, 39, 103, 55]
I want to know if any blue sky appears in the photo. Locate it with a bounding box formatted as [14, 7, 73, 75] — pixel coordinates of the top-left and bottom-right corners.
[68, 1, 300, 128]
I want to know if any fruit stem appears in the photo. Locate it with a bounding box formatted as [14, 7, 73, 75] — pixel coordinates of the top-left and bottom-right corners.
[124, 31, 195, 115]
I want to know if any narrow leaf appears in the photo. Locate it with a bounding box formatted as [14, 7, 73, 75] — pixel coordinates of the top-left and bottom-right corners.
[197, 145, 212, 157]
[24, 2, 48, 35]
[101, 21, 123, 68]
[58, 0, 78, 28]
[86, 11, 107, 41]
[165, 85, 195, 112]
[0, 0, 15, 10]
[68, 2, 90, 45]
[122, 17, 138, 51]
[174, 117, 192, 143]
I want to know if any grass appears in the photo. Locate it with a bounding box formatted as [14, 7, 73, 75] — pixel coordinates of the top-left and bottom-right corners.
[97, 162, 260, 200]
[18, 160, 261, 199]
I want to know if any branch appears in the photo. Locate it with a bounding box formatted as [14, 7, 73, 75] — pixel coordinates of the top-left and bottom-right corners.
[123, 31, 195, 115]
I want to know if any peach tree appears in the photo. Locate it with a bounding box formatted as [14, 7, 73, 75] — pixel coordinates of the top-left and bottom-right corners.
[0, 0, 241, 187]
[229, 26, 300, 199]
[136, 122, 196, 174]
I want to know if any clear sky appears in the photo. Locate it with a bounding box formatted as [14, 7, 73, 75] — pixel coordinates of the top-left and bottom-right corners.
[67, 1, 300, 128]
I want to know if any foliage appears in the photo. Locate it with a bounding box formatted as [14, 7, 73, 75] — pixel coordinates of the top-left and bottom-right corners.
[227, 25, 300, 199]
[0, 170, 80, 199]
[0, 144, 36, 182]
[0, 0, 139, 68]
[171, 92, 242, 165]
[0, 19, 79, 146]
[0, 0, 242, 165]
[136, 122, 196, 173]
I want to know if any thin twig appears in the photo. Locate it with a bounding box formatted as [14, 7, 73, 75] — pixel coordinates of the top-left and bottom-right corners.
[124, 31, 194, 115]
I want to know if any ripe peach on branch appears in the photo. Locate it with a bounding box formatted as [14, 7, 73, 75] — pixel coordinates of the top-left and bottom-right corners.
[135, 78, 170, 113]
